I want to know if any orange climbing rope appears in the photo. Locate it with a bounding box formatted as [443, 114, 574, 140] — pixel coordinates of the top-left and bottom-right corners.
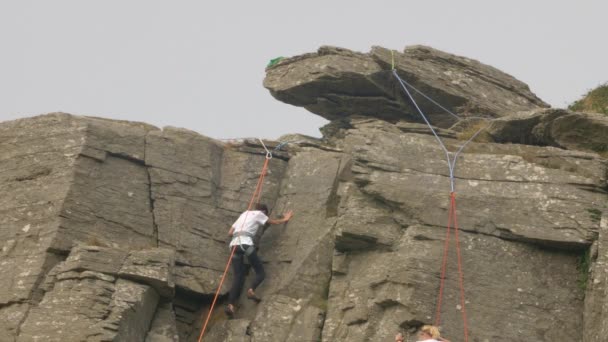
[197, 150, 271, 342]
[434, 192, 469, 342]
[392, 67, 481, 341]
[434, 193, 454, 325]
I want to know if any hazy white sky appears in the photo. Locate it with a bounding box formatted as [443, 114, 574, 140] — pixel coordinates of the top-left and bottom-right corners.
[1, 1, 606, 139]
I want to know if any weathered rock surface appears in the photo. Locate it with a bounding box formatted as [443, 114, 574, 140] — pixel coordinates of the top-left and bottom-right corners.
[0, 113, 287, 341]
[204, 319, 250, 342]
[584, 213, 608, 342]
[120, 248, 176, 298]
[340, 118, 605, 249]
[264, 45, 548, 127]
[324, 225, 584, 341]
[321, 117, 604, 341]
[146, 301, 180, 342]
[487, 108, 608, 156]
[18, 272, 159, 342]
[2, 45, 608, 342]
[15, 245, 175, 341]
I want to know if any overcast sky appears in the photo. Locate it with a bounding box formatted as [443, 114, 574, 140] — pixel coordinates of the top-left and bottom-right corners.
[1, 1, 606, 139]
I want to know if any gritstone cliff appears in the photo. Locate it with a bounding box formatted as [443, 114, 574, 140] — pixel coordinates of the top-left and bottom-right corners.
[1, 45, 607, 342]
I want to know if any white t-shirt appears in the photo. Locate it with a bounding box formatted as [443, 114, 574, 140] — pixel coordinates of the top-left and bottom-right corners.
[419, 339, 441, 342]
[229, 210, 269, 247]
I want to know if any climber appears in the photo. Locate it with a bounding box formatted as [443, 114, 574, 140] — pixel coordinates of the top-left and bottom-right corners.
[225, 203, 294, 317]
[395, 325, 450, 342]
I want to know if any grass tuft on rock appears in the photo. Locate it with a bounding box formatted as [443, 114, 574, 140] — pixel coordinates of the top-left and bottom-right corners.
[586, 208, 602, 222]
[569, 83, 608, 115]
[456, 121, 494, 143]
[577, 249, 591, 291]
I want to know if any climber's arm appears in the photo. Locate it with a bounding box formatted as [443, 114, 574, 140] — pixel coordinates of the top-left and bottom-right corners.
[267, 210, 294, 225]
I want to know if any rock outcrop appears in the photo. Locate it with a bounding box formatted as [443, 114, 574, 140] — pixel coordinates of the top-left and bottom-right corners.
[264, 45, 549, 127]
[487, 108, 608, 156]
[1, 45, 607, 342]
[0, 114, 288, 341]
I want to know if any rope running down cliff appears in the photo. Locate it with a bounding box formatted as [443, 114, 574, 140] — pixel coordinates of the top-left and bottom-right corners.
[392, 49, 490, 342]
[197, 139, 272, 342]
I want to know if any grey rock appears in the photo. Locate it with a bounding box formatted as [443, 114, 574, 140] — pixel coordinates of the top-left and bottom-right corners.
[0, 113, 89, 338]
[17, 270, 116, 341]
[584, 213, 608, 342]
[145, 301, 180, 342]
[204, 319, 251, 342]
[82, 115, 157, 162]
[54, 245, 175, 299]
[2, 71, 607, 342]
[334, 184, 402, 251]
[92, 279, 160, 342]
[146, 128, 288, 295]
[487, 108, 608, 156]
[285, 305, 325, 342]
[236, 149, 345, 340]
[341, 118, 605, 249]
[0, 302, 29, 341]
[119, 248, 176, 298]
[374, 45, 548, 118]
[322, 225, 583, 342]
[61, 245, 128, 275]
[265, 45, 548, 127]
[217, 147, 287, 214]
[146, 127, 223, 180]
[52, 116, 157, 252]
[146, 134, 228, 295]
[276, 133, 324, 147]
[172, 294, 209, 342]
[18, 250, 163, 341]
[259, 149, 344, 295]
[249, 294, 302, 341]
[396, 121, 459, 139]
[229, 138, 290, 160]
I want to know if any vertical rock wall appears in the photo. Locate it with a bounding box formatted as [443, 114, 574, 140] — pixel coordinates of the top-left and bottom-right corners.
[0, 114, 85, 338]
[1, 112, 606, 342]
[0, 114, 289, 341]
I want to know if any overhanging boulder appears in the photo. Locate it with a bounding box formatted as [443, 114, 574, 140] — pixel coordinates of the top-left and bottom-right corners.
[264, 45, 548, 128]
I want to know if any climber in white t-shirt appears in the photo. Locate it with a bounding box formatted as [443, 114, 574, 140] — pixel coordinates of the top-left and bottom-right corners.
[395, 325, 450, 342]
[225, 203, 293, 317]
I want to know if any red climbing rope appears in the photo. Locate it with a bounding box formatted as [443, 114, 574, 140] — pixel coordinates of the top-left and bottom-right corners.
[434, 192, 469, 342]
[434, 193, 454, 325]
[392, 68, 476, 341]
[197, 156, 270, 342]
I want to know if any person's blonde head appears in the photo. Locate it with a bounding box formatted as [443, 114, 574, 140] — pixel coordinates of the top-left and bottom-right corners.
[419, 325, 440, 339]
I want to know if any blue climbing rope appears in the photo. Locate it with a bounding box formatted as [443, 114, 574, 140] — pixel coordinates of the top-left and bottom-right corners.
[392, 69, 488, 192]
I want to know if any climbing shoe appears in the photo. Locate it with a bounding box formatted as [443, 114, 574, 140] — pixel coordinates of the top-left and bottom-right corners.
[247, 288, 261, 303]
[224, 304, 235, 318]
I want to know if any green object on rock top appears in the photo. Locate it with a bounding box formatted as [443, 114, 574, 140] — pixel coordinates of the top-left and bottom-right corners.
[267, 57, 284, 68]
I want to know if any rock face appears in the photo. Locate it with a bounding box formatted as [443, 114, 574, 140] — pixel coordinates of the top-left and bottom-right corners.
[1, 45, 607, 342]
[487, 108, 608, 156]
[264, 45, 549, 127]
[320, 118, 602, 341]
[0, 113, 287, 342]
